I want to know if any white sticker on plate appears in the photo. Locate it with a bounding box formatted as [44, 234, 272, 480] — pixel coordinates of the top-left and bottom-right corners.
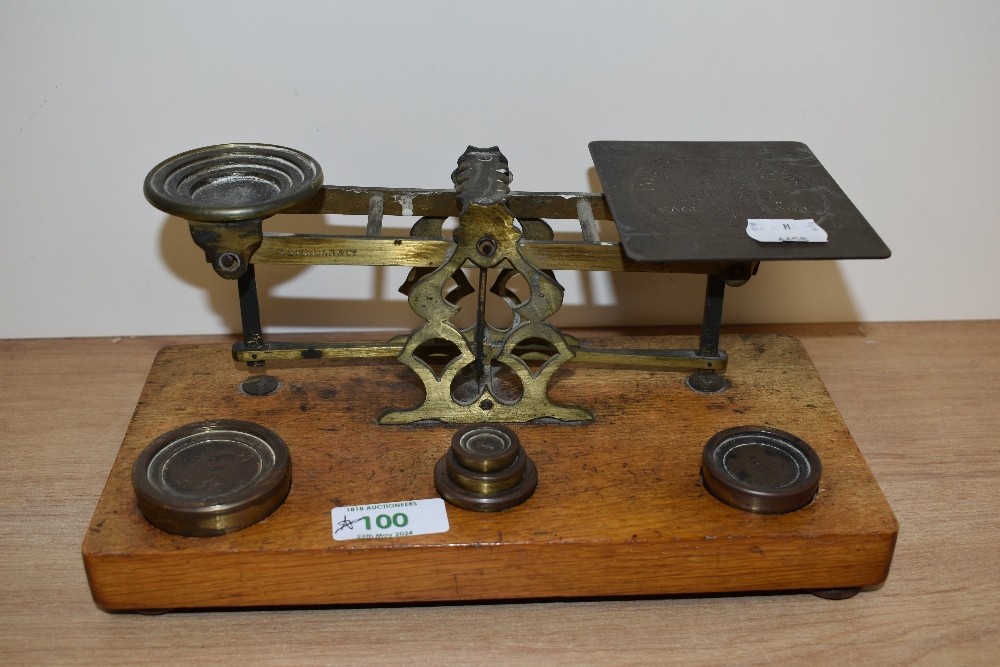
[331, 498, 449, 541]
[747, 219, 828, 243]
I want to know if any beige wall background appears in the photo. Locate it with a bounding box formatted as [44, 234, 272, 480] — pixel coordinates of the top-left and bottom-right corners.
[1, 1, 997, 338]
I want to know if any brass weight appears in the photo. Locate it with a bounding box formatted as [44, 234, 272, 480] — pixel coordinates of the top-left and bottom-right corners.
[701, 426, 822, 514]
[434, 424, 537, 512]
[131, 420, 291, 536]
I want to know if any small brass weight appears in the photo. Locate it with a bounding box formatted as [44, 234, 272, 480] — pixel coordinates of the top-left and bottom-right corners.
[434, 424, 538, 511]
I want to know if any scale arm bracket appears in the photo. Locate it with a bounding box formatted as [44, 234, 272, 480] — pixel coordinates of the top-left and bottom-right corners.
[232, 340, 404, 363]
[572, 347, 727, 371]
[282, 185, 613, 221]
[232, 339, 726, 372]
[252, 233, 755, 277]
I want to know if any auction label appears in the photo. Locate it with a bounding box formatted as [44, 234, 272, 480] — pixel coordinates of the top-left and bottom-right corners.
[746, 219, 828, 243]
[331, 498, 449, 541]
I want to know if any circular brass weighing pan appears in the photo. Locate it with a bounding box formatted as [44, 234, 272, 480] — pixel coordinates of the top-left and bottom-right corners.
[132, 419, 291, 536]
[144, 143, 323, 222]
[701, 426, 821, 514]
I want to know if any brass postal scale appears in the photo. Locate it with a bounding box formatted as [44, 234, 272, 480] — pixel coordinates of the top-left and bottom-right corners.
[82, 141, 897, 611]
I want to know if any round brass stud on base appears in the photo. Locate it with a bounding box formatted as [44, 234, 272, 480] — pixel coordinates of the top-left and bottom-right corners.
[435, 424, 537, 512]
[131, 419, 291, 536]
[241, 375, 279, 396]
[686, 371, 728, 394]
[701, 426, 821, 514]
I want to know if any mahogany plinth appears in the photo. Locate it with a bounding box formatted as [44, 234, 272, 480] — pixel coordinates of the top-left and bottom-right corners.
[81, 335, 897, 611]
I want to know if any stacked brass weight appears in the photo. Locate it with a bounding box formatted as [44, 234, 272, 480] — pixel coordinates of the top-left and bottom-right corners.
[434, 424, 537, 511]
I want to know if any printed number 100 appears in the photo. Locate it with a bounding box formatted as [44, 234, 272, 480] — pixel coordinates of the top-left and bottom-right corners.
[357, 513, 409, 530]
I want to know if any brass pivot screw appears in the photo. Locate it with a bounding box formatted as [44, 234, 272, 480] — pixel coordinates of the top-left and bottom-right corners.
[476, 237, 497, 257]
[434, 424, 537, 512]
[241, 375, 279, 396]
[217, 252, 242, 272]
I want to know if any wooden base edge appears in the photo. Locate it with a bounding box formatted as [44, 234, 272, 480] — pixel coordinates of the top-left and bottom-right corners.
[82, 335, 898, 611]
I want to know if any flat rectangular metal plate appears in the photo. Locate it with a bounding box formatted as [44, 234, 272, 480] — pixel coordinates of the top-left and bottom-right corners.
[590, 141, 890, 263]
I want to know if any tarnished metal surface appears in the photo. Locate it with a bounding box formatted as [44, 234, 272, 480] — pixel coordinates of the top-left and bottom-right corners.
[233, 339, 403, 362]
[434, 424, 537, 511]
[232, 335, 727, 371]
[701, 426, 822, 514]
[252, 233, 755, 275]
[131, 420, 291, 536]
[240, 375, 279, 396]
[282, 186, 614, 220]
[188, 218, 263, 279]
[685, 371, 728, 394]
[574, 347, 725, 370]
[145, 144, 323, 222]
[590, 141, 891, 263]
[450, 424, 520, 473]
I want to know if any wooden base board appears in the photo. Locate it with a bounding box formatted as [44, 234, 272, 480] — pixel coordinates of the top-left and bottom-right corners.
[82, 335, 897, 611]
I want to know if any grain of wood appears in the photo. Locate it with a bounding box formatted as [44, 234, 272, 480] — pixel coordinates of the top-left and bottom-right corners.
[2, 323, 998, 666]
[82, 335, 896, 609]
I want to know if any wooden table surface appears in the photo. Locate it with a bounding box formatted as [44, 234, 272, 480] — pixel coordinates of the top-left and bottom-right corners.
[2, 321, 998, 666]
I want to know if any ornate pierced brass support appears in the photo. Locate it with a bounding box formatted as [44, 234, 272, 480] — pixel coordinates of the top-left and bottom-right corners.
[380, 147, 590, 424]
